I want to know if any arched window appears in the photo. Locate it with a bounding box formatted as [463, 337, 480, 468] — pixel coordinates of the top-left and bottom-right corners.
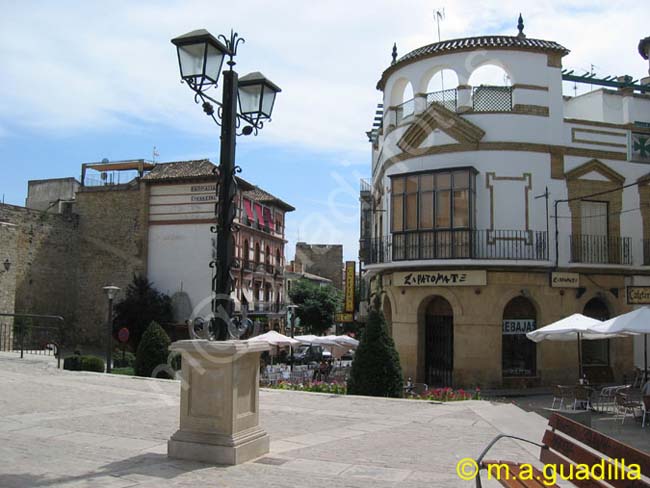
[243, 239, 249, 265]
[425, 69, 459, 112]
[502, 296, 537, 377]
[582, 298, 610, 366]
[468, 64, 512, 112]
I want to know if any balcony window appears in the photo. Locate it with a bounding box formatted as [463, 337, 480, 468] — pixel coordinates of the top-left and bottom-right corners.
[391, 169, 475, 233]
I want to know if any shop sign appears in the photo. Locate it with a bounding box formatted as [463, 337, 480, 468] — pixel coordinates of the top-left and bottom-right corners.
[394, 270, 486, 287]
[550, 272, 580, 288]
[335, 312, 354, 323]
[627, 286, 650, 304]
[344, 261, 355, 313]
[502, 319, 536, 335]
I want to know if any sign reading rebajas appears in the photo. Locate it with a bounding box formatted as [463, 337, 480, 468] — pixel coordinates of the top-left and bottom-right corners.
[394, 270, 486, 287]
[503, 319, 536, 335]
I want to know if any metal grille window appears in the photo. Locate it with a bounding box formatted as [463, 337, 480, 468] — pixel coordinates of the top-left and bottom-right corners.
[472, 85, 513, 112]
[395, 98, 415, 123]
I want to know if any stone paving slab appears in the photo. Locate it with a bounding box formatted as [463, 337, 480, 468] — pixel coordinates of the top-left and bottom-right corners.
[0, 354, 548, 487]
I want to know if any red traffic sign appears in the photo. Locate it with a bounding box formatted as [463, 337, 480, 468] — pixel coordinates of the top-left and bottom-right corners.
[118, 327, 130, 343]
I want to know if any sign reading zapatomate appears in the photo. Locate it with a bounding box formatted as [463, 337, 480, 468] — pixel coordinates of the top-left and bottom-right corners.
[627, 286, 650, 304]
[394, 270, 486, 287]
[502, 319, 536, 335]
[550, 272, 580, 288]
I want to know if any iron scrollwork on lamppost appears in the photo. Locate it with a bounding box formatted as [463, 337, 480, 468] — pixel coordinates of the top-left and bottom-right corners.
[171, 29, 281, 341]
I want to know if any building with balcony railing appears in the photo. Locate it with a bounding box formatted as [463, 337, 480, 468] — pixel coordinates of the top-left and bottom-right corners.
[361, 17, 650, 388]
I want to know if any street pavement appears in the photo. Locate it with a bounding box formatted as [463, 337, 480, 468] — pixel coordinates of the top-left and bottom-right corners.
[0, 352, 550, 487]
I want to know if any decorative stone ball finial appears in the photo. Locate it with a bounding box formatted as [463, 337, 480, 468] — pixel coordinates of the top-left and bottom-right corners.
[517, 13, 526, 39]
[391, 43, 398, 65]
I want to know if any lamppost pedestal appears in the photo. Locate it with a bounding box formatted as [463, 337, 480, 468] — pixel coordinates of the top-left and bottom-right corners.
[167, 339, 271, 465]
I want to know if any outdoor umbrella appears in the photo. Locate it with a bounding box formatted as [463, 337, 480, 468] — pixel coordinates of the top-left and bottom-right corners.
[588, 306, 649, 382]
[324, 335, 360, 348]
[248, 330, 300, 347]
[294, 335, 339, 346]
[249, 330, 301, 364]
[526, 313, 618, 378]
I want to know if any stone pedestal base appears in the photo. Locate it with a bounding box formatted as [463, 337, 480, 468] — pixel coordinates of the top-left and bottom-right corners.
[168, 427, 270, 465]
[166, 340, 270, 465]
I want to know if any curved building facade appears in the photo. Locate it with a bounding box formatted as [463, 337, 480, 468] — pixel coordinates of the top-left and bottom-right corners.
[360, 21, 650, 388]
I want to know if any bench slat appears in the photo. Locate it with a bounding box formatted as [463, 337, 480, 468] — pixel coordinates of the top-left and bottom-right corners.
[549, 414, 650, 477]
[542, 430, 649, 488]
[539, 448, 609, 488]
[482, 460, 557, 487]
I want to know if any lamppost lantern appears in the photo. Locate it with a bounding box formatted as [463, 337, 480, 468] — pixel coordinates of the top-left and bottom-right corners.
[171, 29, 230, 90]
[238, 72, 282, 124]
[2, 259, 10, 272]
[103, 285, 120, 300]
[171, 27, 280, 341]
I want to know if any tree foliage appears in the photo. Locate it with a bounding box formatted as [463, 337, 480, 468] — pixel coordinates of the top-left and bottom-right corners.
[113, 275, 172, 350]
[135, 321, 171, 378]
[288, 279, 341, 335]
[347, 297, 403, 398]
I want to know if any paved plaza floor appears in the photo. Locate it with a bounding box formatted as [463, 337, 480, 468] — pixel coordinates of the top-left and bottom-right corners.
[0, 353, 555, 487]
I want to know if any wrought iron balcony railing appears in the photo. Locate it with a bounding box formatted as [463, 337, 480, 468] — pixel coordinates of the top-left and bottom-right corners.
[472, 86, 513, 112]
[362, 230, 548, 264]
[395, 98, 415, 124]
[570, 235, 632, 265]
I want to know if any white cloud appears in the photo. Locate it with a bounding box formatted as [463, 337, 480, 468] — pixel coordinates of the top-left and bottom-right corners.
[0, 1, 648, 156]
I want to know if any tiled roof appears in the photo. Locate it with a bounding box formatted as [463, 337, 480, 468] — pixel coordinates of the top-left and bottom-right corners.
[141, 159, 215, 181]
[378, 35, 570, 89]
[243, 187, 295, 212]
[142, 159, 294, 211]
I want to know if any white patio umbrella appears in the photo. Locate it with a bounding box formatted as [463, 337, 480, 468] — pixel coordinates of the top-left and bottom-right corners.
[588, 306, 649, 382]
[324, 335, 360, 348]
[526, 313, 618, 378]
[294, 334, 339, 346]
[249, 330, 300, 347]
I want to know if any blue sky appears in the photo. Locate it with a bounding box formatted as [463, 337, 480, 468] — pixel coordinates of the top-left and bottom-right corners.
[1, 1, 648, 261]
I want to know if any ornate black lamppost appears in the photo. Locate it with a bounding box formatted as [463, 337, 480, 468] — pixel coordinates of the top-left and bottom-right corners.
[103, 285, 120, 373]
[171, 29, 281, 340]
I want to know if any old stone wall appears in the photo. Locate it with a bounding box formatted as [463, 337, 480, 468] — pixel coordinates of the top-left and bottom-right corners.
[0, 221, 19, 349]
[73, 184, 148, 344]
[294, 243, 343, 290]
[0, 204, 79, 339]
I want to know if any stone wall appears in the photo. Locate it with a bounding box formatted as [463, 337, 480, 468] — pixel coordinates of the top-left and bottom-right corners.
[294, 243, 343, 290]
[73, 184, 148, 344]
[0, 221, 19, 349]
[381, 269, 634, 388]
[0, 203, 79, 339]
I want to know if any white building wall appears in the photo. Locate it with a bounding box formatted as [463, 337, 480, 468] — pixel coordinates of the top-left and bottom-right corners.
[147, 223, 213, 319]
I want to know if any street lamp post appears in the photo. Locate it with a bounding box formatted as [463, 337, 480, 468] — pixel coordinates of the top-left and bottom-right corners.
[171, 29, 281, 341]
[103, 285, 120, 373]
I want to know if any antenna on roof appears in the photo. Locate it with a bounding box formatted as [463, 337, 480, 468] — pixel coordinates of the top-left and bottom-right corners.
[152, 146, 160, 163]
[433, 8, 445, 42]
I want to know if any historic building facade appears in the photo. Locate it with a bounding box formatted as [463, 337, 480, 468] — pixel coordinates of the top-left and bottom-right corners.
[0, 159, 293, 345]
[360, 22, 650, 388]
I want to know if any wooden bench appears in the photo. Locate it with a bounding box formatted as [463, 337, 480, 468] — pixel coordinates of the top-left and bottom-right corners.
[475, 413, 650, 487]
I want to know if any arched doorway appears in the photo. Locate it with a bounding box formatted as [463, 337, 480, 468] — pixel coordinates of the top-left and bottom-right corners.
[424, 297, 454, 386]
[582, 297, 610, 367]
[502, 297, 537, 378]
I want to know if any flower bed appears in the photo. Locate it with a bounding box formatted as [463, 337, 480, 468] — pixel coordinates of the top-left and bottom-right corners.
[267, 380, 347, 395]
[413, 387, 480, 402]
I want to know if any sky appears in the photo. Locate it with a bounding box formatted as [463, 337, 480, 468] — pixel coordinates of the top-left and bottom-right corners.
[1, 1, 648, 262]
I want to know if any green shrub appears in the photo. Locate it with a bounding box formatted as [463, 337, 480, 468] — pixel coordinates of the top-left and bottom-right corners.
[135, 322, 171, 378]
[81, 356, 105, 372]
[113, 351, 136, 368]
[347, 297, 403, 398]
[63, 355, 82, 371]
[63, 355, 104, 372]
[112, 367, 135, 376]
